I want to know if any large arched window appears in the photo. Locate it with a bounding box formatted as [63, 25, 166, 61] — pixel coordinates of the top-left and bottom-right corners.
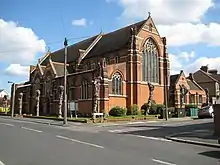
[142, 38, 159, 83]
[81, 80, 88, 99]
[112, 73, 122, 95]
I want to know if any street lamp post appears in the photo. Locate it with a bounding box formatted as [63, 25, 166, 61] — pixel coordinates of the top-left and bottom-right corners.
[63, 37, 68, 125]
[8, 81, 15, 118]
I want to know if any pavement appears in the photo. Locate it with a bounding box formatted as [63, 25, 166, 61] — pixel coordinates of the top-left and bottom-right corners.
[0, 116, 219, 165]
[165, 128, 220, 148]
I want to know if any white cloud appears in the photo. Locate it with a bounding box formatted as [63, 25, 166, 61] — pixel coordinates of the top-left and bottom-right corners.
[72, 18, 87, 26]
[170, 51, 195, 75]
[4, 64, 29, 77]
[0, 19, 46, 65]
[118, 0, 213, 25]
[170, 52, 220, 75]
[184, 57, 220, 75]
[111, 0, 220, 47]
[158, 23, 220, 46]
[169, 54, 183, 75]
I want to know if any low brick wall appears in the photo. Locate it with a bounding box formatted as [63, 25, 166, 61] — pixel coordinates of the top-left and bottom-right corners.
[213, 104, 220, 137]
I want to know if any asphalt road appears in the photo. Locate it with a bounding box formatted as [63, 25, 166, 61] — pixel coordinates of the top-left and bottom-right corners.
[0, 117, 219, 165]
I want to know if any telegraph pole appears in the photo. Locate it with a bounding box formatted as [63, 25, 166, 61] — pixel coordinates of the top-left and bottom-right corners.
[63, 37, 68, 125]
[8, 81, 15, 118]
[164, 61, 169, 121]
[11, 83, 15, 118]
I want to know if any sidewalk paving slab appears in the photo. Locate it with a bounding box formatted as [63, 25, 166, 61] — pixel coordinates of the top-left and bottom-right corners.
[165, 129, 220, 148]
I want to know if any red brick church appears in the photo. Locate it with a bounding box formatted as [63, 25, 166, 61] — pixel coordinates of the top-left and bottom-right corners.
[13, 15, 170, 116]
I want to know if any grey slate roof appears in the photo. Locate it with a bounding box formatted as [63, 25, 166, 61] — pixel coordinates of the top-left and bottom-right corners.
[85, 19, 146, 59]
[41, 35, 99, 66]
[211, 74, 220, 82]
[41, 19, 147, 65]
[187, 79, 201, 90]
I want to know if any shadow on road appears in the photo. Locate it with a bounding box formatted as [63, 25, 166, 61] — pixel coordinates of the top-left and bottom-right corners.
[198, 151, 220, 160]
[119, 121, 215, 140]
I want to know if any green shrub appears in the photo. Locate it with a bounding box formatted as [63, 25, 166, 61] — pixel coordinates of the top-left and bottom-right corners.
[128, 104, 139, 115]
[156, 104, 165, 114]
[109, 106, 127, 116]
[140, 101, 164, 115]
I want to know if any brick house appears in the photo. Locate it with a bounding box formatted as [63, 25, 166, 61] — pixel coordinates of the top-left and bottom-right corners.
[13, 15, 170, 116]
[169, 70, 206, 108]
[192, 66, 220, 104]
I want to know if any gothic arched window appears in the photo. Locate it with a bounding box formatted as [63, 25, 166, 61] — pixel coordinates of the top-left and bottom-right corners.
[81, 80, 88, 99]
[112, 73, 122, 95]
[142, 38, 159, 83]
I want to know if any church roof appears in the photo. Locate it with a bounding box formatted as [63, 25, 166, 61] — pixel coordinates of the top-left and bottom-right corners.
[85, 19, 146, 59]
[41, 19, 147, 65]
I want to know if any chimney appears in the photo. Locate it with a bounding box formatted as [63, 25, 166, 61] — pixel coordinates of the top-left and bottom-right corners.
[189, 73, 194, 81]
[200, 65, 208, 73]
[208, 69, 218, 75]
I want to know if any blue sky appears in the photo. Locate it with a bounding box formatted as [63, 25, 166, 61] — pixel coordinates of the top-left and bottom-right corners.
[0, 0, 220, 94]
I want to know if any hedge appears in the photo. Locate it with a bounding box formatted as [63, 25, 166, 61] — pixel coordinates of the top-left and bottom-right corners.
[109, 106, 127, 116]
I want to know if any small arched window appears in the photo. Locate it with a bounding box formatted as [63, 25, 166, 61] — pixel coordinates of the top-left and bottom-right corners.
[81, 80, 88, 99]
[112, 73, 122, 95]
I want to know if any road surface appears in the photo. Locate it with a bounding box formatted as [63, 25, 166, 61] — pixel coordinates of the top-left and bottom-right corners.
[0, 117, 219, 165]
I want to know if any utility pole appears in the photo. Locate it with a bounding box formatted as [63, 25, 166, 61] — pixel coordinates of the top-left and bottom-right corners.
[11, 83, 15, 118]
[164, 61, 169, 121]
[8, 81, 15, 118]
[63, 37, 68, 125]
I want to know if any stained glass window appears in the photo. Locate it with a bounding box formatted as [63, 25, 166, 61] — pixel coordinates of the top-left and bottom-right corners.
[142, 38, 159, 83]
[112, 73, 122, 95]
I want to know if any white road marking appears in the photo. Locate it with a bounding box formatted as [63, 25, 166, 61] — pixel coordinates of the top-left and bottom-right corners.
[135, 135, 171, 142]
[21, 127, 42, 133]
[152, 158, 176, 165]
[108, 127, 146, 133]
[56, 135, 104, 149]
[0, 160, 5, 165]
[0, 123, 14, 127]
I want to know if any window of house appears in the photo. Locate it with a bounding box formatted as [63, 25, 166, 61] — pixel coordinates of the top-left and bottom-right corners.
[112, 73, 122, 95]
[199, 95, 202, 103]
[81, 80, 88, 99]
[142, 38, 159, 83]
[190, 94, 195, 104]
[183, 94, 187, 104]
[216, 83, 219, 96]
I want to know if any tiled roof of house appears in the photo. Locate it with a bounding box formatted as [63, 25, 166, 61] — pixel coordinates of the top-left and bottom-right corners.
[41, 19, 147, 66]
[211, 74, 220, 82]
[186, 79, 201, 91]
